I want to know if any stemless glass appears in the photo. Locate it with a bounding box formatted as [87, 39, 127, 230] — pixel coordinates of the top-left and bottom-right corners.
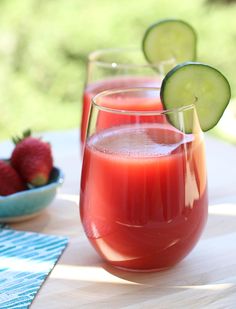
[80, 47, 175, 147]
[80, 87, 208, 272]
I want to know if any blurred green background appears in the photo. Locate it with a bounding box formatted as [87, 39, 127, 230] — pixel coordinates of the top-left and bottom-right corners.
[0, 0, 235, 141]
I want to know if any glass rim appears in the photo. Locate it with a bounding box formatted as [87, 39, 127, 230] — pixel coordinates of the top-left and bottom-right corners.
[92, 87, 196, 116]
[88, 47, 174, 70]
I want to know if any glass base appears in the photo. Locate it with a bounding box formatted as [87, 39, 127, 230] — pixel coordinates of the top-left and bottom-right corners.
[110, 264, 171, 273]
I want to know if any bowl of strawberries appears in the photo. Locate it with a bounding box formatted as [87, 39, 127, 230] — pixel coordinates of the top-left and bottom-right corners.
[0, 130, 64, 222]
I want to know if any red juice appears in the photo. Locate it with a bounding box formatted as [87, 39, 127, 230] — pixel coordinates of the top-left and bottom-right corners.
[80, 123, 208, 271]
[81, 76, 162, 145]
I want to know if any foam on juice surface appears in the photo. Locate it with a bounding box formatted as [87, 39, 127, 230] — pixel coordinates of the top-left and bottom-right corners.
[88, 123, 193, 158]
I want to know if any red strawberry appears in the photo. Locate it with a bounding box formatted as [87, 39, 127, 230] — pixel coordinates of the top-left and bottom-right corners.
[0, 160, 26, 196]
[11, 130, 53, 187]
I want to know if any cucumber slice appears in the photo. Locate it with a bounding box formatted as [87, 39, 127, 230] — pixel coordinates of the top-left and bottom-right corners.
[142, 19, 197, 71]
[160, 62, 231, 132]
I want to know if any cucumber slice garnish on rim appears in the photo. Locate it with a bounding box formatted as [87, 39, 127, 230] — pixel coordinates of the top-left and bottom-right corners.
[142, 19, 197, 71]
[160, 62, 231, 132]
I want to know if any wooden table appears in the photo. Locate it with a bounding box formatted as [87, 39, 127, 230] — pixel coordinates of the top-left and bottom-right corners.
[1, 130, 236, 308]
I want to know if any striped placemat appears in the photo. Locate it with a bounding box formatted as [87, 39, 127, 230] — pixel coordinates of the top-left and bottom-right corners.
[0, 227, 68, 309]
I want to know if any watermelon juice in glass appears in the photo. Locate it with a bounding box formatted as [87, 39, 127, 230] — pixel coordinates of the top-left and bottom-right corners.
[80, 48, 174, 147]
[80, 87, 208, 272]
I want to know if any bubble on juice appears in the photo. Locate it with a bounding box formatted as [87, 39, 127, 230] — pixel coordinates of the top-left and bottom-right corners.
[88, 123, 193, 157]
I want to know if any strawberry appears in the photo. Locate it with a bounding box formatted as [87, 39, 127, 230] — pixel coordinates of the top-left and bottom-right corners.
[0, 160, 26, 196]
[11, 130, 53, 187]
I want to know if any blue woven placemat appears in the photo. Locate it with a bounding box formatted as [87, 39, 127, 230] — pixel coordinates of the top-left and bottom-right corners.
[0, 226, 68, 309]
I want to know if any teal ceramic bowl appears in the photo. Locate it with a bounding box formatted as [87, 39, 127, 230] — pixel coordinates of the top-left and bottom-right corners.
[0, 167, 64, 222]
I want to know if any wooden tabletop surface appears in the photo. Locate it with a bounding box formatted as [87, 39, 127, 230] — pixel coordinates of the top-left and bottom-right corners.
[1, 130, 236, 308]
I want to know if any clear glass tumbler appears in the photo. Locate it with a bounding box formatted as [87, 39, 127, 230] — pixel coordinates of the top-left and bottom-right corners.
[80, 47, 175, 147]
[80, 87, 208, 272]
